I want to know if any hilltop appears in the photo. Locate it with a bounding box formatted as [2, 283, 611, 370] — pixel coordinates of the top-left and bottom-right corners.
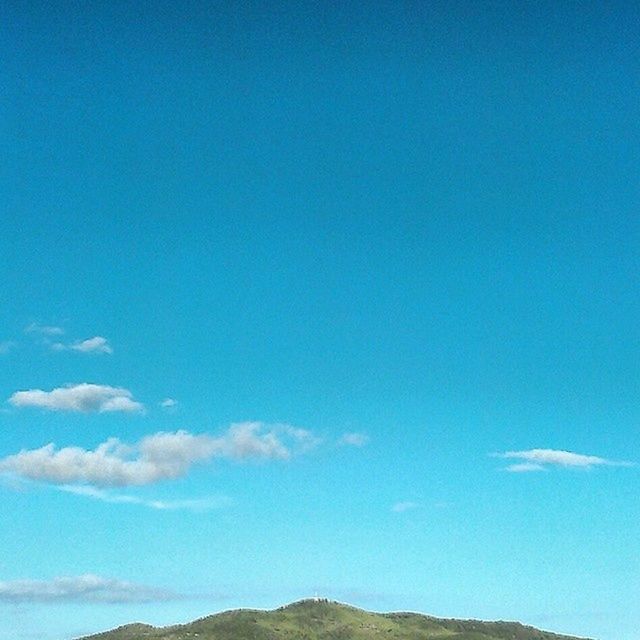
[77, 598, 592, 640]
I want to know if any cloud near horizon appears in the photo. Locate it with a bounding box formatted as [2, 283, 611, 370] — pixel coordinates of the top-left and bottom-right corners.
[0, 422, 318, 487]
[0, 575, 178, 604]
[8, 383, 143, 413]
[497, 448, 633, 472]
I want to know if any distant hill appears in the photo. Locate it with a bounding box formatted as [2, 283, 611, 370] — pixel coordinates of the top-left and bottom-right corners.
[77, 599, 591, 640]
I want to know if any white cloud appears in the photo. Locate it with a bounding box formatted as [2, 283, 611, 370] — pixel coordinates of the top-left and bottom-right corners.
[72, 336, 113, 354]
[0, 422, 317, 487]
[497, 448, 633, 471]
[160, 398, 178, 410]
[8, 383, 143, 413]
[0, 575, 178, 603]
[50, 336, 113, 354]
[391, 501, 419, 513]
[339, 432, 369, 447]
[71, 336, 112, 354]
[58, 485, 232, 511]
[24, 322, 64, 336]
[504, 462, 547, 473]
[277, 424, 322, 452]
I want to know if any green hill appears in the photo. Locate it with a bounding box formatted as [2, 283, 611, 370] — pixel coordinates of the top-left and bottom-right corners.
[77, 599, 591, 640]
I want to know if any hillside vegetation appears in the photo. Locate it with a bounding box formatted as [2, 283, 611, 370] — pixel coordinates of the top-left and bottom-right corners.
[78, 599, 590, 640]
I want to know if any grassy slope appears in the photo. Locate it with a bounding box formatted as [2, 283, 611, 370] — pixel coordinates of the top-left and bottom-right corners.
[78, 599, 591, 640]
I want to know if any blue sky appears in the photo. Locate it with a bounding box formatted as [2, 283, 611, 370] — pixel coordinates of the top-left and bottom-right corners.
[1, 1, 638, 639]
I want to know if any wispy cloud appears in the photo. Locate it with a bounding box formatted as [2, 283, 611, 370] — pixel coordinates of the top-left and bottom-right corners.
[24, 322, 64, 336]
[0, 575, 179, 603]
[0, 341, 15, 354]
[391, 501, 420, 512]
[279, 424, 322, 452]
[8, 383, 143, 413]
[0, 422, 318, 487]
[504, 462, 547, 473]
[160, 398, 178, 411]
[52, 336, 113, 354]
[496, 448, 633, 472]
[58, 485, 232, 511]
[72, 336, 113, 354]
[339, 432, 369, 447]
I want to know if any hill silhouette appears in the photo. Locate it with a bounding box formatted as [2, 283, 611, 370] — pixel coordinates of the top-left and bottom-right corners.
[77, 599, 591, 640]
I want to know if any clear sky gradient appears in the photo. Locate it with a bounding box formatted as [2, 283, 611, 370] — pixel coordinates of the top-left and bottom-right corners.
[1, 2, 638, 640]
